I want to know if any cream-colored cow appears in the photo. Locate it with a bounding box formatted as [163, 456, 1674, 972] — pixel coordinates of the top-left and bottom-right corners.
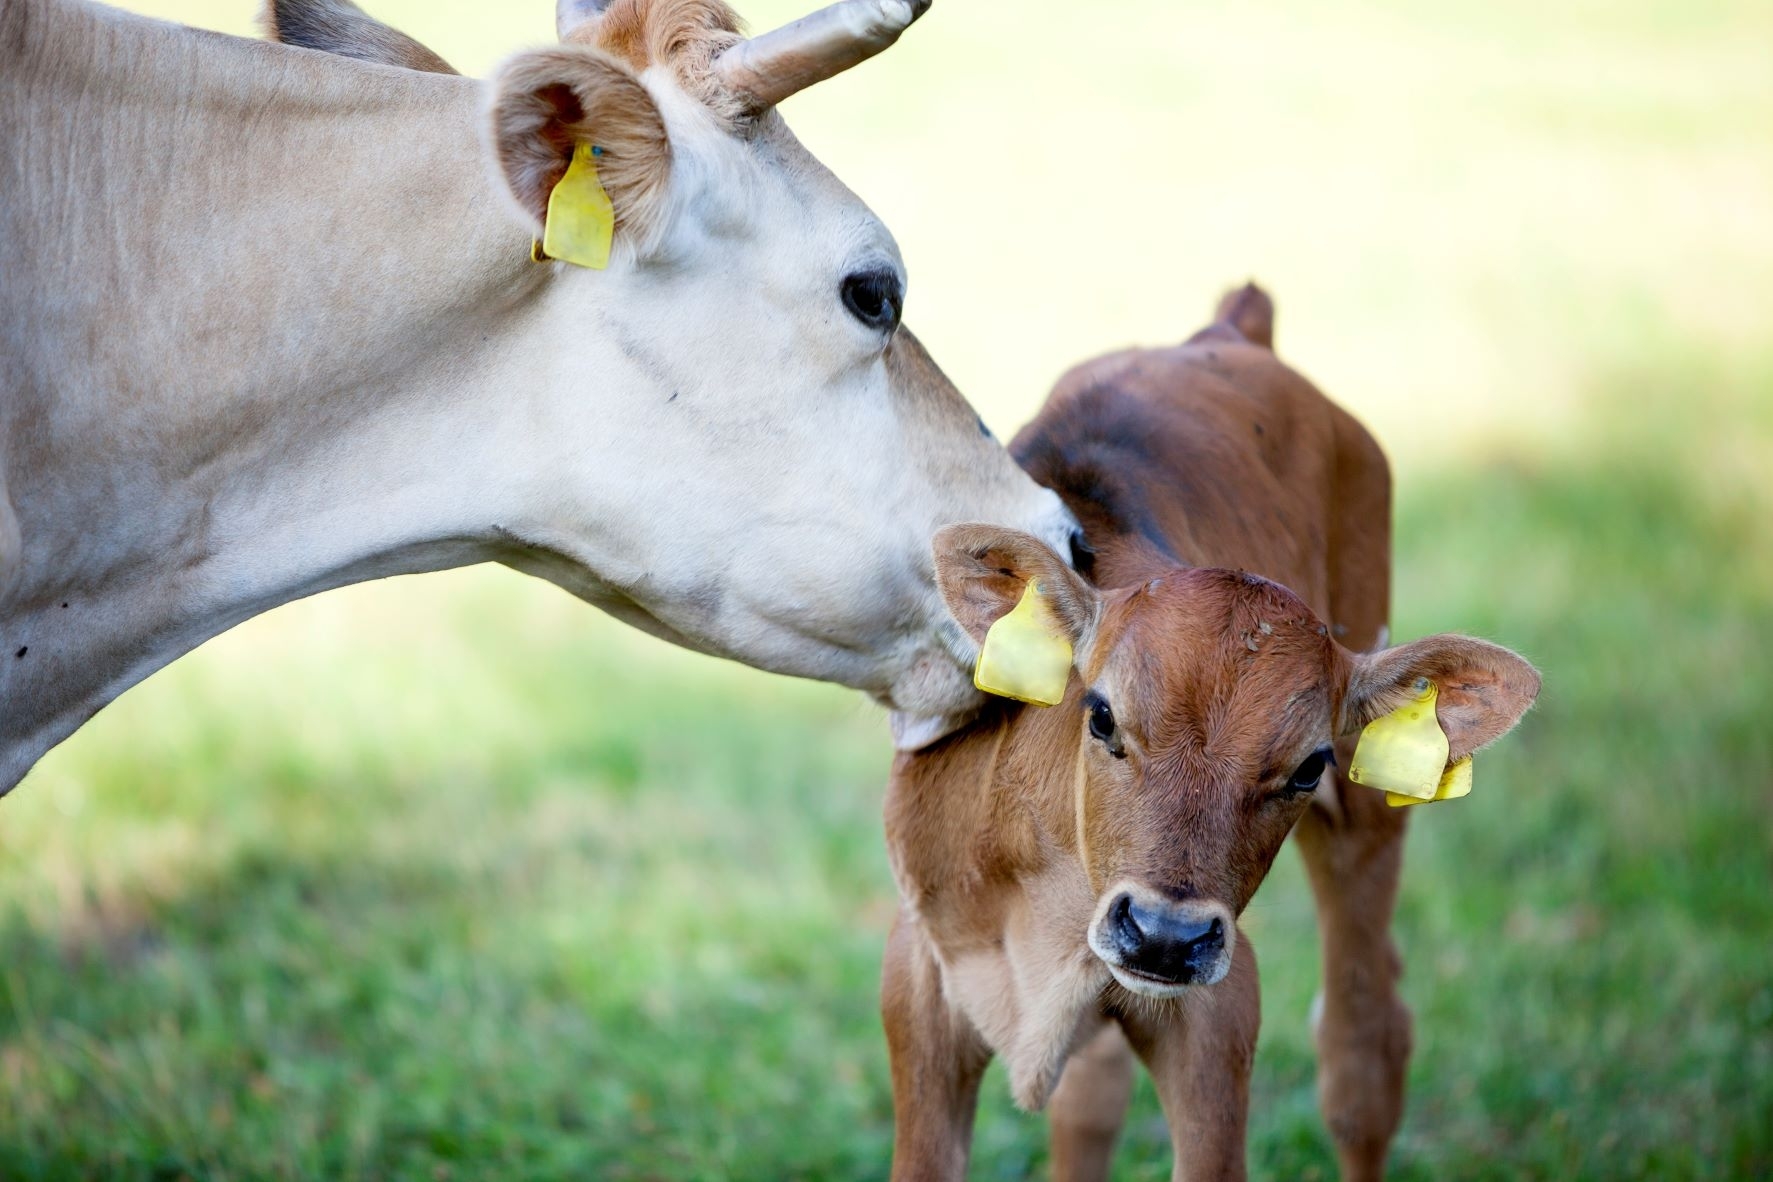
[0, 0, 1078, 792]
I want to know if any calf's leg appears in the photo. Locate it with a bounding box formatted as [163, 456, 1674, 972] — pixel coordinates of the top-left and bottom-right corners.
[1293, 764, 1413, 1182]
[1119, 935, 1260, 1182]
[881, 910, 991, 1182]
[1046, 1020, 1135, 1182]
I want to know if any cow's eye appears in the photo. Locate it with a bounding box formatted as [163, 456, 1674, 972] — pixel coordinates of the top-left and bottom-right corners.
[840, 269, 903, 334]
[1287, 748, 1333, 794]
[1088, 700, 1115, 742]
[1085, 694, 1124, 757]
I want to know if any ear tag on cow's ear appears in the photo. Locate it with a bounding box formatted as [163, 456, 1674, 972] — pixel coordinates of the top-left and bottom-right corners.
[1386, 755, 1473, 808]
[1348, 680, 1449, 800]
[538, 142, 614, 270]
[974, 581, 1073, 707]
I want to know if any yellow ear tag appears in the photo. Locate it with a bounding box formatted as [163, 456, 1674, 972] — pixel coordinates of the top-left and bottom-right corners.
[540, 142, 614, 270]
[1348, 681, 1448, 800]
[974, 581, 1073, 707]
[1385, 755, 1473, 808]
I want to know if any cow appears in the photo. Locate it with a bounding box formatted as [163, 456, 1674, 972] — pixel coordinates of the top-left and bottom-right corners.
[0, 0, 1078, 794]
[881, 287, 1541, 1181]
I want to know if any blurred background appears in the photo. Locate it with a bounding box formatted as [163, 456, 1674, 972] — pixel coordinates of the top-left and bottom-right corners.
[3, 0, 1770, 1177]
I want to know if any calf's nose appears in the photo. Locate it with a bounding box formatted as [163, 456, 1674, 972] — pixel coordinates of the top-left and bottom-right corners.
[1103, 892, 1226, 984]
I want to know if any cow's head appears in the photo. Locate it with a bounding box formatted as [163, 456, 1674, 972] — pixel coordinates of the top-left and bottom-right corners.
[933, 525, 1540, 997]
[265, 0, 1076, 721]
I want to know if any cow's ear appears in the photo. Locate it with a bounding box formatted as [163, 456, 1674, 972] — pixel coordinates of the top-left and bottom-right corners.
[1342, 635, 1541, 761]
[932, 524, 1099, 650]
[484, 47, 671, 247]
[262, 0, 459, 75]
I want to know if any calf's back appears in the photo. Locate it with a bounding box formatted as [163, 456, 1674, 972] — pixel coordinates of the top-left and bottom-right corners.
[1010, 285, 1390, 641]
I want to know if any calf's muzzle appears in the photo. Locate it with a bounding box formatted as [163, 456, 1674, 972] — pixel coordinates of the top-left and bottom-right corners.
[1090, 887, 1237, 994]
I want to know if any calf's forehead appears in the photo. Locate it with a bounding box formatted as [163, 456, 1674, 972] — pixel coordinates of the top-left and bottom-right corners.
[1096, 570, 1341, 762]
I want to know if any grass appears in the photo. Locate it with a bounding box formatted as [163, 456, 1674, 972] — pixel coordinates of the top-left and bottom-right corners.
[4, 359, 1767, 1180]
[4, 0, 1772, 1178]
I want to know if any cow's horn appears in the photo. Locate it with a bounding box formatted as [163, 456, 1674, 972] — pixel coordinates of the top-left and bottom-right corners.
[715, 0, 929, 110]
[558, 0, 613, 42]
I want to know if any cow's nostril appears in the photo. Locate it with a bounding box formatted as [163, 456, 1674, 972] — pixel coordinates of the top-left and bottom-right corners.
[1113, 899, 1227, 984]
[1194, 917, 1225, 965]
[1105, 892, 1142, 955]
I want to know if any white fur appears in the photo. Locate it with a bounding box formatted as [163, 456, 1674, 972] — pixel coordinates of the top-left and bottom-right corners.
[945, 890, 1112, 1111]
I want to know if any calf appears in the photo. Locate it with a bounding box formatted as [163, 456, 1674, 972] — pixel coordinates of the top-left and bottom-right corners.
[882, 287, 1539, 1181]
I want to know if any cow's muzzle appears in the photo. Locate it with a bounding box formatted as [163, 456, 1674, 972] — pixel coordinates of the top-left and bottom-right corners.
[1088, 885, 1236, 997]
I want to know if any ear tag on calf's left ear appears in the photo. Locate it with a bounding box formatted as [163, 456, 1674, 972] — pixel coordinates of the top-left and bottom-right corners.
[537, 143, 613, 270]
[974, 581, 1073, 707]
[1386, 755, 1473, 808]
[1348, 681, 1449, 800]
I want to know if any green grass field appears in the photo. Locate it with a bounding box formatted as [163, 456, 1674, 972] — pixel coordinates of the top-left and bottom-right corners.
[3, 0, 1771, 1178]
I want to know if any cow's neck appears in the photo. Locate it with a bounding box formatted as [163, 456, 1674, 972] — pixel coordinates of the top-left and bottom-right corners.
[0, 0, 616, 791]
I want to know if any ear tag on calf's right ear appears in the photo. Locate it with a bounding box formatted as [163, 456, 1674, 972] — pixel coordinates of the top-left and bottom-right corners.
[1386, 755, 1473, 808]
[974, 581, 1073, 707]
[539, 142, 614, 270]
[1348, 681, 1449, 800]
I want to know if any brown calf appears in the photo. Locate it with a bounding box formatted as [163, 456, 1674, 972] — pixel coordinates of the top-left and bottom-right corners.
[881, 286, 1540, 1181]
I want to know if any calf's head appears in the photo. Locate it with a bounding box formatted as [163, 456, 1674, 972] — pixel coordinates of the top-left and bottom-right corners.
[934, 525, 1540, 998]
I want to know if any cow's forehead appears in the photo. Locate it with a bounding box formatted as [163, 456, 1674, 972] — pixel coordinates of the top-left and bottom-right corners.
[1094, 569, 1339, 758]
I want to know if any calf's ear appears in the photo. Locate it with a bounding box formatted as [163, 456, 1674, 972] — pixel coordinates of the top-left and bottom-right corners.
[484, 47, 671, 247]
[931, 524, 1099, 650]
[1343, 635, 1541, 761]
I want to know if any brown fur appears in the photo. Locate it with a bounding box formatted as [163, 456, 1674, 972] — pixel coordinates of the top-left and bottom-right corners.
[260, 0, 459, 75]
[576, 0, 748, 125]
[881, 285, 1541, 1180]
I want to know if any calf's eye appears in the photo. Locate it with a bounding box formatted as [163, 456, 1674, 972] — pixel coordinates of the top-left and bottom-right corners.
[1089, 700, 1114, 741]
[1085, 694, 1123, 757]
[1287, 748, 1332, 793]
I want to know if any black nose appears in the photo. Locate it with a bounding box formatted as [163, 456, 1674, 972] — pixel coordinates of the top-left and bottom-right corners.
[1103, 893, 1225, 984]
